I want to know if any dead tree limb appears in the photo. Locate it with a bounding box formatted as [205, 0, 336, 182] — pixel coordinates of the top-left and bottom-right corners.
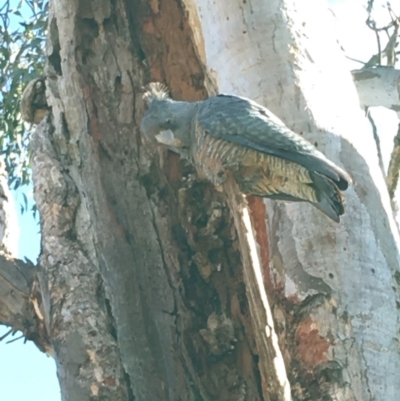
[0, 254, 50, 351]
[223, 174, 291, 401]
[0, 254, 32, 330]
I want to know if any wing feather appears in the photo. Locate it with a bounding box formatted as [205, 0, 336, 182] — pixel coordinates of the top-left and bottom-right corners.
[198, 94, 352, 190]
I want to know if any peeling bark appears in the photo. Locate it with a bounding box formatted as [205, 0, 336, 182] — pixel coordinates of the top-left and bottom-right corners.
[30, 118, 130, 400]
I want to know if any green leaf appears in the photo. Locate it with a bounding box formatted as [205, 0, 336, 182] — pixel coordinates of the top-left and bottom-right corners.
[0, 0, 47, 186]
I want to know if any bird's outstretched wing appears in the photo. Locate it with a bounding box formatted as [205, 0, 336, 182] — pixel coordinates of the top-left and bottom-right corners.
[198, 94, 351, 190]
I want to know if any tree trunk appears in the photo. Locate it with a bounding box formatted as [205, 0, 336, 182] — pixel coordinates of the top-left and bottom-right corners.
[1, 0, 400, 400]
[32, 0, 265, 399]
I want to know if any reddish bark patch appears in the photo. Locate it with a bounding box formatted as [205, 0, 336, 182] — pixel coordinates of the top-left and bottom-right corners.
[132, 0, 208, 101]
[295, 317, 329, 369]
[247, 195, 271, 288]
[163, 152, 183, 185]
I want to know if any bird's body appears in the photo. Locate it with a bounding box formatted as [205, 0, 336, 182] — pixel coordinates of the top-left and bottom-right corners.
[141, 83, 352, 222]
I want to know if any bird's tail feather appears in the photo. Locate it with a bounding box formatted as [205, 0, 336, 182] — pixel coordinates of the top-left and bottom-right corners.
[310, 172, 344, 223]
[256, 172, 345, 222]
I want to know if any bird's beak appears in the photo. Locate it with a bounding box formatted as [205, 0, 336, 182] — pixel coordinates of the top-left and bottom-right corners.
[155, 129, 182, 147]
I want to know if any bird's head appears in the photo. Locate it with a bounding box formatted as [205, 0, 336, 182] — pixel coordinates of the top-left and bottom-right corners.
[141, 83, 197, 158]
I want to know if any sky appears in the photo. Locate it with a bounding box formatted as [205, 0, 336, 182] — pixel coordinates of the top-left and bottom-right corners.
[1, 1, 399, 400]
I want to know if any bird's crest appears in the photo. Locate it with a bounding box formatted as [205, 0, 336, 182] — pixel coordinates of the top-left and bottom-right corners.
[142, 82, 170, 104]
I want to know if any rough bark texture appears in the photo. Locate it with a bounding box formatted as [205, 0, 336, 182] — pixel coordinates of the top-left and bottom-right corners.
[28, 0, 268, 400]
[30, 117, 130, 400]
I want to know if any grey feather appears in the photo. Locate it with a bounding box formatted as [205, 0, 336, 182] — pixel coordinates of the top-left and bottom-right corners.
[141, 83, 353, 222]
[198, 94, 352, 190]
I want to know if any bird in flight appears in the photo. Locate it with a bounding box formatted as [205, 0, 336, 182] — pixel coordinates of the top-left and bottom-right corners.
[141, 83, 352, 222]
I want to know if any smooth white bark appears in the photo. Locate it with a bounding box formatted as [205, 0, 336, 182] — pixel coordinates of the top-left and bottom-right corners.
[352, 67, 400, 115]
[185, 0, 400, 399]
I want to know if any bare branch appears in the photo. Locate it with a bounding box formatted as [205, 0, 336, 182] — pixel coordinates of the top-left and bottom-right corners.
[0, 328, 12, 341]
[223, 173, 291, 401]
[364, 2, 400, 68]
[0, 254, 33, 329]
[6, 334, 25, 344]
[366, 15, 397, 32]
[384, 20, 399, 67]
[0, 254, 50, 353]
[365, 18, 382, 66]
[388, 3, 399, 23]
[346, 55, 369, 65]
[367, 0, 375, 14]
